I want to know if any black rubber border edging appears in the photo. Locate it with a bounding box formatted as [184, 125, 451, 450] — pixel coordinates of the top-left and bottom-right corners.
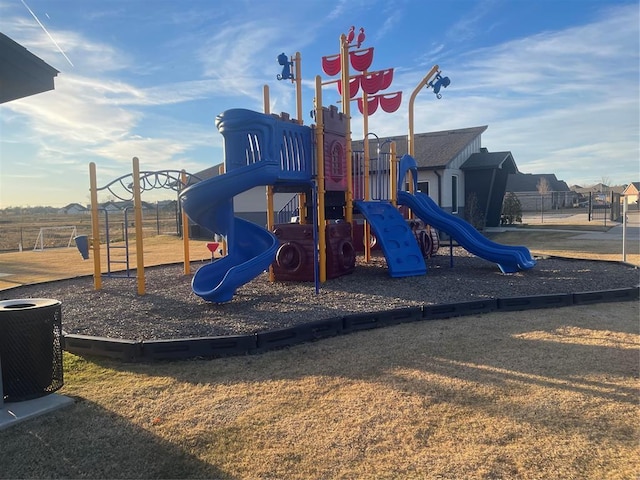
[62, 285, 639, 362]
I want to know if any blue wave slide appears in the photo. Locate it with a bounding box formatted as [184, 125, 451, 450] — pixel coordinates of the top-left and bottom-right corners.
[395, 154, 535, 274]
[354, 200, 427, 277]
[180, 161, 282, 303]
[398, 190, 536, 273]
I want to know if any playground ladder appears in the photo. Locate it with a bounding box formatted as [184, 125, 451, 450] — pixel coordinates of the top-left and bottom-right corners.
[103, 208, 132, 278]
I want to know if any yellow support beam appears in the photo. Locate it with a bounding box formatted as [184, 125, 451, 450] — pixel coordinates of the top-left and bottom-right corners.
[132, 157, 145, 295]
[89, 162, 102, 290]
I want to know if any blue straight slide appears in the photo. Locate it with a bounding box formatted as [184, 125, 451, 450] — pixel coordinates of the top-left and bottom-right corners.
[354, 200, 427, 277]
[180, 161, 281, 303]
[397, 190, 536, 273]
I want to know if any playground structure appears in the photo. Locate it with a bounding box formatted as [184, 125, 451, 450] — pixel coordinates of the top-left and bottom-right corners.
[178, 30, 535, 303]
[86, 158, 203, 295]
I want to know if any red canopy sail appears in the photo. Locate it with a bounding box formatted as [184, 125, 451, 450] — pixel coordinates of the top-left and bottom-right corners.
[322, 54, 341, 76]
[380, 68, 394, 90]
[379, 91, 402, 113]
[349, 47, 374, 72]
[337, 76, 360, 99]
[357, 96, 379, 115]
[361, 71, 383, 95]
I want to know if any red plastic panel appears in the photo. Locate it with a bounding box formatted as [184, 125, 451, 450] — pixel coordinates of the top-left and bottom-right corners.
[272, 224, 315, 281]
[326, 223, 355, 279]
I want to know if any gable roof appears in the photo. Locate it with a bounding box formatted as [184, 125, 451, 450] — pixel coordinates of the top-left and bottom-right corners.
[352, 126, 488, 169]
[507, 173, 570, 192]
[461, 151, 517, 173]
[0, 33, 59, 103]
[61, 203, 87, 211]
[622, 182, 640, 195]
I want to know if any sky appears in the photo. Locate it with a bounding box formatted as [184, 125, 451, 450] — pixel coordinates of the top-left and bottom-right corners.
[0, 0, 638, 208]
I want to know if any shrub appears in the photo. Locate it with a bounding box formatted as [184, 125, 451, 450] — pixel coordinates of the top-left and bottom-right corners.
[502, 192, 522, 225]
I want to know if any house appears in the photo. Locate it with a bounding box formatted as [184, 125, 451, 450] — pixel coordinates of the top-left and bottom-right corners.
[0, 33, 58, 104]
[353, 126, 518, 228]
[57, 203, 88, 215]
[506, 173, 573, 211]
[97, 200, 154, 212]
[622, 182, 640, 209]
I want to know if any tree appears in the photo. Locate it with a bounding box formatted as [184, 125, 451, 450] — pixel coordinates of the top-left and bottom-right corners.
[501, 192, 522, 225]
[536, 177, 550, 194]
[464, 193, 485, 230]
[537, 177, 551, 211]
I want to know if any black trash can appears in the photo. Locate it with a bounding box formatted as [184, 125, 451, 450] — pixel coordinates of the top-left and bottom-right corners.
[0, 299, 64, 402]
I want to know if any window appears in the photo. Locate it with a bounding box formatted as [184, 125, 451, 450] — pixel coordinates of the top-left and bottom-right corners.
[451, 175, 458, 213]
[418, 181, 429, 196]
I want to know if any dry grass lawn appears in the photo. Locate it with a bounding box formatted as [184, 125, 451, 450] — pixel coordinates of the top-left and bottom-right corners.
[0, 229, 638, 479]
[1, 303, 637, 479]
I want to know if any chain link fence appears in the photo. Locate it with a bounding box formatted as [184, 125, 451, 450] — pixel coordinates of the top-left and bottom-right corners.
[509, 191, 623, 225]
[0, 206, 181, 253]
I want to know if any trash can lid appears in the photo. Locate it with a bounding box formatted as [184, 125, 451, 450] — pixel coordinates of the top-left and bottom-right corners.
[0, 298, 61, 311]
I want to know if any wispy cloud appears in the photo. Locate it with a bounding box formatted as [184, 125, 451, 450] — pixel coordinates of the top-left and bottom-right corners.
[444, 0, 501, 43]
[362, 3, 639, 186]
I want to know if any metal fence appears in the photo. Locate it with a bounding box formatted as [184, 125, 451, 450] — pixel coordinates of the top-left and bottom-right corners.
[0, 207, 181, 253]
[512, 191, 623, 224]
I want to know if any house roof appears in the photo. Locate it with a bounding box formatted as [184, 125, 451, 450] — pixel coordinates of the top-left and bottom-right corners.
[460, 151, 517, 173]
[507, 173, 570, 192]
[98, 200, 155, 210]
[352, 126, 488, 169]
[61, 203, 87, 211]
[622, 182, 640, 195]
[0, 32, 59, 104]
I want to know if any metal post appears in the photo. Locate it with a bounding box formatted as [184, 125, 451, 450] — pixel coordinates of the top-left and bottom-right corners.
[622, 195, 628, 262]
[181, 170, 190, 275]
[0, 356, 4, 408]
[315, 75, 327, 283]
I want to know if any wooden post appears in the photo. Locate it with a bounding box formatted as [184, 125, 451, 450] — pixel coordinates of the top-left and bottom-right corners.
[89, 162, 102, 290]
[132, 157, 145, 295]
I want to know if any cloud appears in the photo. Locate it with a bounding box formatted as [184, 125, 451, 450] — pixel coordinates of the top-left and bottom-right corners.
[445, 0, 501, 43]
[407, 3, 639, 185]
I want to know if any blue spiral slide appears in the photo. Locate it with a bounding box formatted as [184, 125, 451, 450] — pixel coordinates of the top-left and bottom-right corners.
[179, 161, 281, 303]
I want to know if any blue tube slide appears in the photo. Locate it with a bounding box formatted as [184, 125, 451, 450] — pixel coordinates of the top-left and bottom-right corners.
[180, 161, 281, 303]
